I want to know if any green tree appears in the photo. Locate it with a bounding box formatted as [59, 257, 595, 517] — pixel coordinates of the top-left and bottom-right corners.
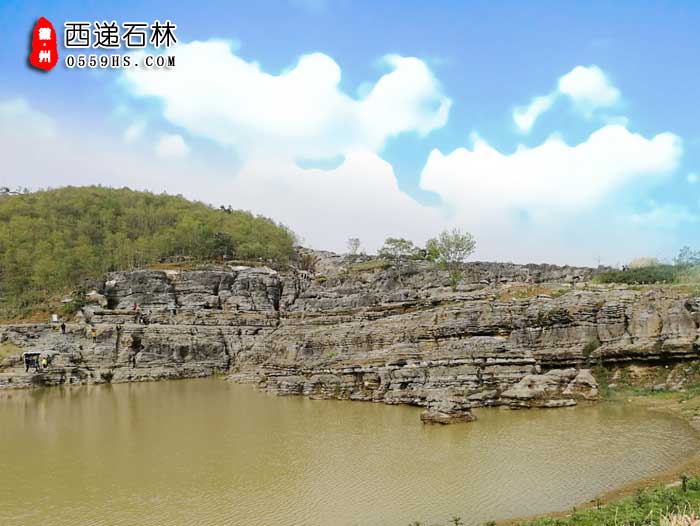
[378, 237, 419, 261]
[379, 237, 420, 282]
[426, 228, 476, 289]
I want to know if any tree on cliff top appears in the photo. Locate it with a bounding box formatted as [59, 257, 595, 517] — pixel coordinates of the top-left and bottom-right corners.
[426, 228, 476, 289]
[379, 237, 421, 283]
[378, 237, 420, 262]
[0, 186, 296, 318]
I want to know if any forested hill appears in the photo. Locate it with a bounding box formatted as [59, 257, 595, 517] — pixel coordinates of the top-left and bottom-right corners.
[0, 186, 296, 318]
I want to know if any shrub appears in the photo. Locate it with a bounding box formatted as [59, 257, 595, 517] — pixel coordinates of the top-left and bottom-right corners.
[595, 265, 681, 285]
[298, 252, 320, 273]
[582, 338, 601, 363]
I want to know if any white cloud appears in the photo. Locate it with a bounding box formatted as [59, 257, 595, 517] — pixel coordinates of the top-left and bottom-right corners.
[420, 125, 683, 261]
[688, 172, 699, 184]
[229, 151, 445, 252]
[124, 120, 146, 143]
[558, 65, 620, 109]
[155, 134, 190, 158]
[122, 41, 451, 160]
[422, 125, 680, 211]
[513, 95, 555, 133]
[513, 65, 621, 133]
[0, 98, 55, 138]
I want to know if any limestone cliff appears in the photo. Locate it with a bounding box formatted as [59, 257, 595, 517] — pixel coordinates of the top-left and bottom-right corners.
[1, 252, 698, 423]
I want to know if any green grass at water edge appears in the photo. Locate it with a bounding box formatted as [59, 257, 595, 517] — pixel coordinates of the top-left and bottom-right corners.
[516, 478, 700, 526]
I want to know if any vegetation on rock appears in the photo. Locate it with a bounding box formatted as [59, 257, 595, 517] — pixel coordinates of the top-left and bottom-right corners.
[426, 228, 477, 288]
[0, 186, 296, 317]
[595, 248, 700, 286]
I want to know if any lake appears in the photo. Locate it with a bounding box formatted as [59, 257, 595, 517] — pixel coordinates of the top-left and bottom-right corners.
[0, 378, 697, 526]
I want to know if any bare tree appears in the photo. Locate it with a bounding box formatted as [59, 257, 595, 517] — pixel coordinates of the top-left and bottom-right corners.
[347, 237, 361, 256]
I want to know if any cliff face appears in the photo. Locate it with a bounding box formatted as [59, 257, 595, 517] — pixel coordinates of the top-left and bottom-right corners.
[1, 253, 699, 423]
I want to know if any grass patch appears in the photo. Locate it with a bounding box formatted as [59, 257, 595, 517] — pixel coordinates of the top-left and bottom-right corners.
[498, 284, 569, 301]
[516, 477, 700, 526]
[349, 259, 392, 272]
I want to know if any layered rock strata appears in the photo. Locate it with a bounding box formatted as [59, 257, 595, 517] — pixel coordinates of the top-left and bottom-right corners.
[1, 253, 698, 423]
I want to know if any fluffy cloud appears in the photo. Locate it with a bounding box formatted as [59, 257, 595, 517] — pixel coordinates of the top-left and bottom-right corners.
[228, 151, 445, 251]
[420, 125, 684, 261]
[423, 125, 680, 211]
[155, 134, 190, 158]
[558, 65, 620, 110]
[513, 65, 621, 133]
[122, 41, 451, 160]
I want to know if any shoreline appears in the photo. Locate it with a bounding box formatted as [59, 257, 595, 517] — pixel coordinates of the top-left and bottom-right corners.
[504, 390, 700, 524]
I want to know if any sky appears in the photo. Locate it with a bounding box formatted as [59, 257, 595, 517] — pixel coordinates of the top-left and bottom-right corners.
[1, 0, 699, 265]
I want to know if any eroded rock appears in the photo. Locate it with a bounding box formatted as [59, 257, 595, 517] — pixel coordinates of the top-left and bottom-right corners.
[1, 254, 698, 424]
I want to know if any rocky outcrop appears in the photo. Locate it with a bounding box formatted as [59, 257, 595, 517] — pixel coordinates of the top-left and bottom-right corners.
[1, 253, 699, 423]
[501, 368, 599, 408]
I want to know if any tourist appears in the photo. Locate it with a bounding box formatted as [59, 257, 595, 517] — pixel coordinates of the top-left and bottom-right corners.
[91, 327, 97, 343]
[60, 321, 66, 335]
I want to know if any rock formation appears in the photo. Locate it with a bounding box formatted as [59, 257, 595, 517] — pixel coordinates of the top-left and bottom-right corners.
[1, 252, 699, 423]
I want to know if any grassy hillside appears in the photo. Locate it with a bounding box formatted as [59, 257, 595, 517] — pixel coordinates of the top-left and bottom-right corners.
[0, 186, 296, 318]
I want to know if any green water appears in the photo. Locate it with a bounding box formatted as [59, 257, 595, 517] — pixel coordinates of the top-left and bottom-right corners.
[0, 378, 697, 526]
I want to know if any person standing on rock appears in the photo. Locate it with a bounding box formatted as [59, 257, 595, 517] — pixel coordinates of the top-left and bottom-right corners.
[60, 321, 66, 335]
[91, 327, 97, 344]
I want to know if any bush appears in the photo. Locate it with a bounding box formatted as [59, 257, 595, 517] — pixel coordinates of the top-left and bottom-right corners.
[297, 252, 320, 273]
[595, 265, 681, 285]
[582, 339, 601, 363]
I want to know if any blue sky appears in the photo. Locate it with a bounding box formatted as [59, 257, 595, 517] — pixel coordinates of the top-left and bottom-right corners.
[1, 0, 699, 264]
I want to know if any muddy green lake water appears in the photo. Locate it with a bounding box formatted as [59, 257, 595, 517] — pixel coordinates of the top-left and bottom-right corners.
[1, 377, 698, 526]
